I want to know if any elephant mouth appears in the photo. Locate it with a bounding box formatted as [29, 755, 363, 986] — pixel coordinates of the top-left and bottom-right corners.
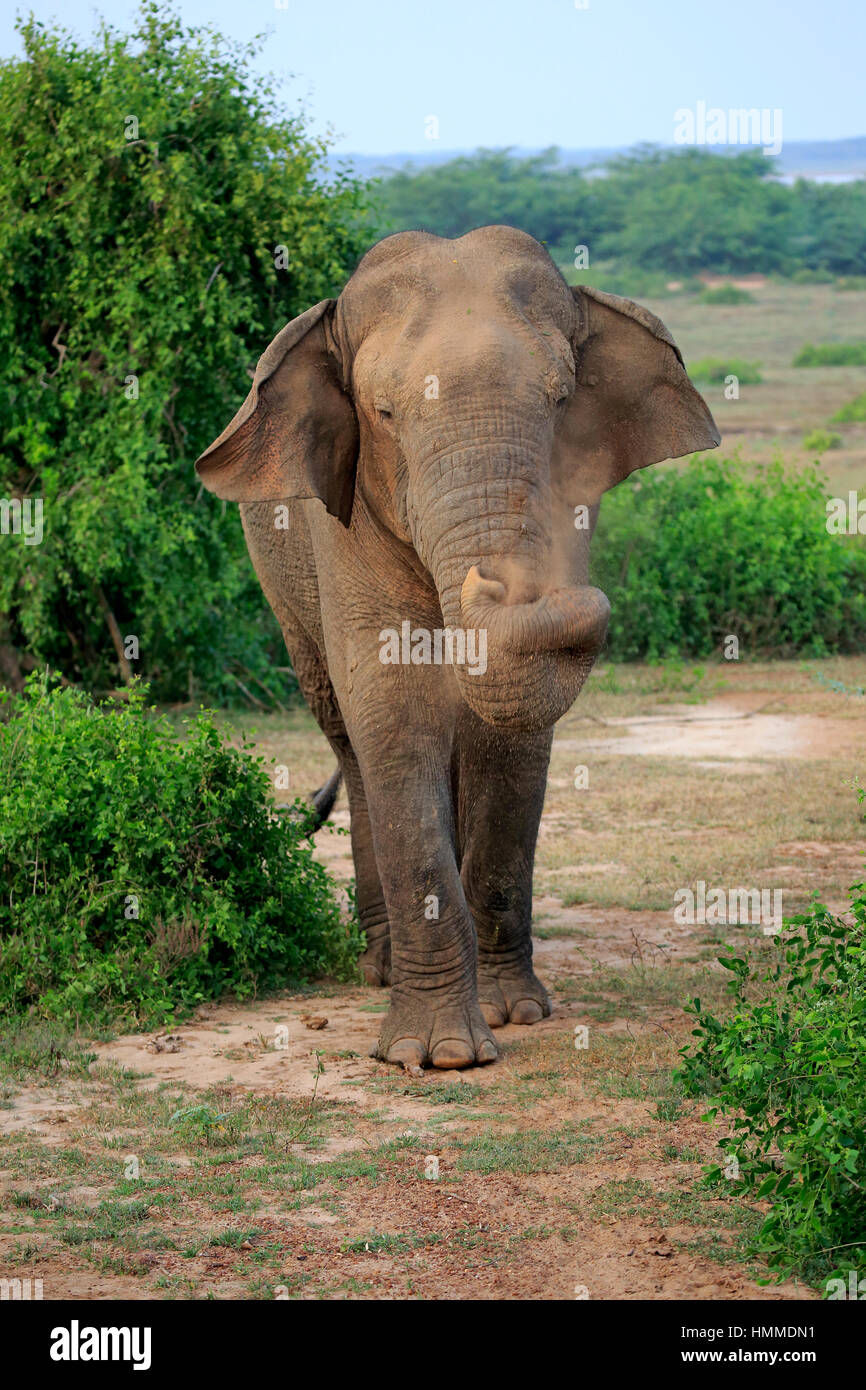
[460, 564, 610, 657]
[451, 564, 610, 730]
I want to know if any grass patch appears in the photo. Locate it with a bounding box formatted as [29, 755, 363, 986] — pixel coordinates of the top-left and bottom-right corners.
[699, 285, 755, 305]
[454, 1121, 600, 1174]
[831, 391, 866, 423]
[793, 342, 866, 367]
[802, 428, 842, 452]
[688, 356, 762, 384]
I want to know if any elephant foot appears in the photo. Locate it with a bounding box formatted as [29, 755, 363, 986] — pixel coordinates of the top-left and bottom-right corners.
[477, 961, 551, 1028]
[375, 993, 497, 1070]
[359, 937, 391, 987]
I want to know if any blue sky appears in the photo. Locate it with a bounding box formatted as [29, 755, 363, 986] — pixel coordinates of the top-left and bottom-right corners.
[2, 0, 864, 153]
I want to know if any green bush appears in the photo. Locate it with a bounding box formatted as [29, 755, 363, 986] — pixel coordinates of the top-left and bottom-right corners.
[833, 276, 866, 292]
[790, 267, 836, 284]
[688, 357, 763, 385]
[831, 392, 866, 423]
[793, 343, 866, 366]
[0, 4, 373, 704]
[591, 456, 866, 661]
[0, 676, 359, 1028]
[677, 807, 866, 1288]
[699, 285, 755, 305]
[802, 428, 843, 452]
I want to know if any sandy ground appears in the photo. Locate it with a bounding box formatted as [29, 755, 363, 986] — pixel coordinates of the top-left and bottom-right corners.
[2, 902, 828, 1301]
[572, 694, 863, 762]
[1, 680, 861, 1300]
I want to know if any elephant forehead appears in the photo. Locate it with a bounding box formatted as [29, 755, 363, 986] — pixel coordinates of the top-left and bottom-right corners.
[340, 233, 575, 345]
[351, 313, 573, 402]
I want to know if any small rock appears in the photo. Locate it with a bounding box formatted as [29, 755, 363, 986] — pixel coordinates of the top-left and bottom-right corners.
[146, 1033, 184, 1054]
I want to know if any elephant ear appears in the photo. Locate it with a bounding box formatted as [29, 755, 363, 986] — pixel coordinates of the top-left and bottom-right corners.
[195, 299, 358, 527]
[554, 285, 720, 504]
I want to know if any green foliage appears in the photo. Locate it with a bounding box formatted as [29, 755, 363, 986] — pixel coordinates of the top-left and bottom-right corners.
[0, 4, 373, 703]
[378, 145, 866, 277]
[699, 285, 755, 305]
[377, 146, 597, 247]
[793, 343, 866, 367]
[790, 267, 836, 284]
[677, 815, 866, 1288]
[0, 675, 360, 1028]
[802, 429, 842, 452]
[831, 392, 866, 423]
[833, 276, 866, 291]
[591, 456, 866, 661]
[688, 357, 763, 385]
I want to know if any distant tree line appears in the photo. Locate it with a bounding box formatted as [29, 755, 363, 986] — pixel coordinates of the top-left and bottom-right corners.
[375, 146, 866, 276]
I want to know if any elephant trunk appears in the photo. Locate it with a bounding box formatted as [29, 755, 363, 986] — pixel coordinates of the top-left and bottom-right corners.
[448, 564, 609, 730]
[460, 565, 610, 656]
[418, 435, 610, 730]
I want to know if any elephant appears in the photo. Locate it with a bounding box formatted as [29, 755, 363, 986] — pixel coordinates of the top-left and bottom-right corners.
[195, 225, 720, 1071]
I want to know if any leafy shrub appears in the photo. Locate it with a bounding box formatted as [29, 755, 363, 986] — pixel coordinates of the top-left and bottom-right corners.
[802, 429, 842, 452]
[591, 456, 866, 661]
[793, 343, 866, 366]
[831, 393, 866, 423]
[833, 276, 866, 292]
[677, 813, 866, 1288]
[0, 676, 359, 1027]
[790, 267, 836, 284]
[0, 5, 373, 704]
[699, 285, 755, 304]
[688, 358, 763, 385]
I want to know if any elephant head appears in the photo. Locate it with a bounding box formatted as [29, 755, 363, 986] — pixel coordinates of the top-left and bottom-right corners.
[196, 227, 719, 730]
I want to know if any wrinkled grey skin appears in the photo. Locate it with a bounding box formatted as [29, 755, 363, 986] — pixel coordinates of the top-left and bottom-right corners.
[196, 227, 720, 1070]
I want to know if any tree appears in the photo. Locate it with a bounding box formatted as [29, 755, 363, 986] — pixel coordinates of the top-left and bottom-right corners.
[378, 146, 602, 252]
[0, 2, 374, 702]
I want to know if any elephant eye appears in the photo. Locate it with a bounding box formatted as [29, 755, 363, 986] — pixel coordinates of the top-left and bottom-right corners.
[375, 402, 394, 423]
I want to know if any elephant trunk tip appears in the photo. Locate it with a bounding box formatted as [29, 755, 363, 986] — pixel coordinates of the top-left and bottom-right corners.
[461, 564, 506, 612]
[460, 562, 610, 659]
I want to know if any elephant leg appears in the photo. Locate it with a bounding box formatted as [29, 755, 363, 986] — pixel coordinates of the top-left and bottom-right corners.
[346, 674, 496, 1071]
[335, 745, 391, 986]
[456, 707, 554, 1028]
[283, 624, 390, 983]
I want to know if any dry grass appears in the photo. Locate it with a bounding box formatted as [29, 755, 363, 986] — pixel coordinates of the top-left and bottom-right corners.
[641, 280, 866, 496]
[212, 655, 866, 916]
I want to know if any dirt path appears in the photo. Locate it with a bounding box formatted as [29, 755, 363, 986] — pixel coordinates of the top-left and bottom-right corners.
[569, 694, 864, 762]
[1, 900, 815, 1300]
[4, 663, 861, 1299]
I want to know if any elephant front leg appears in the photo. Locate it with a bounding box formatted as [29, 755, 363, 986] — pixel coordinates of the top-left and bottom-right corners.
[456, 710, 554, 1028]
[331, 742, 391, 985]
[352, 715, 497, 1071]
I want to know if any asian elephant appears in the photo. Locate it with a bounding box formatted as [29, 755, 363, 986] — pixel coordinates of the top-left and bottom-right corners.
[195, 226, 720, 1070]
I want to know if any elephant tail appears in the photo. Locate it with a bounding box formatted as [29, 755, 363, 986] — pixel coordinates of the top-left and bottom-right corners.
[309, 765, 342, 829]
